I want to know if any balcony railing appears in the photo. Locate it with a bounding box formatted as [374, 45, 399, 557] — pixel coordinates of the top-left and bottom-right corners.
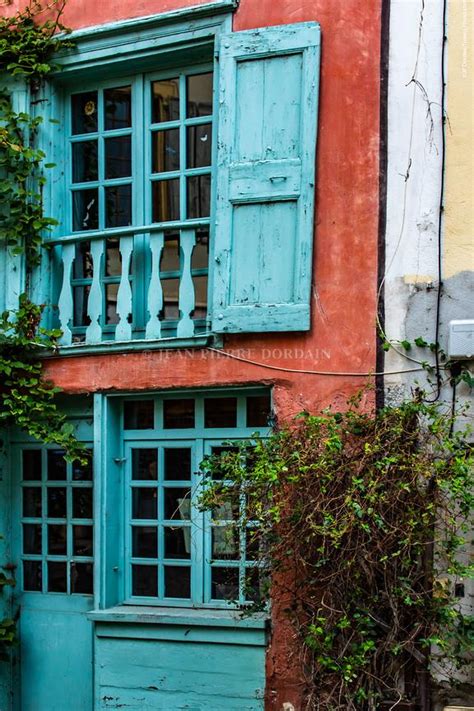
[49, 223, 210, 350]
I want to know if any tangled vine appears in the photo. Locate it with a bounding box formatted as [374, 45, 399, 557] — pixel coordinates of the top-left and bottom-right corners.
[200, 397, 473, 710]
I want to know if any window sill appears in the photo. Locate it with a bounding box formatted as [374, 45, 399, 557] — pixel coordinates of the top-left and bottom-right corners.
[44, 334, 222, 358]
[87, 605, 268, 629]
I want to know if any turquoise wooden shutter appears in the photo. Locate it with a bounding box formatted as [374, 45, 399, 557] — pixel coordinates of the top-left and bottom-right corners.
[211, 22, 320, 333]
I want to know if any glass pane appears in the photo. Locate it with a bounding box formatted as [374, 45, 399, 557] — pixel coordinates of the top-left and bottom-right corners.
[161, 278, 179, 320]
[164, 488, 191, 520]
[48, 524, 67, 555]
[164, 566, 190, 598]
[164, 527, 190, 559]
[23, 524, 42, 554]
[105, 283, 119, 325]
[245, 568, 264, 603]
[23, 560, 42, 592]
[73, 240, 93, 279]
[105, 136, 132, 179]
[106, 237, 122, 276]
[211, 567, 239, 600]
[73, 525, 93, 556]
[132, 526, 157, 558]
[105, 184, 132, 228]
[23, 450, 41, 481]
[192, 275, 208, 320]
[187, 124, 212, 168]
[124, 401, 154, 429]
[132, 488, 157, 520]
[132, 449, 158, 481]
[71, 562, 93, 594]
[160, 233, 180, 272]
[187, 174, 210, 219]
[163, 399, 195, 429]
[104, 86, 132, 130]
[186, 73, 213, 118]
[212, 496, 240, 522]
[23, 487, 42, 518]
[47, 488, 67, 518]
[72, 91, 98, 135]
[204, 397, 237, 428]
[73, 285, 91, 327]
[212, 525, 239, 560]
[151, 78, 179, 123]
[132, 564, 157, 597]
[164, 448, 191, 481]
[72, 455, 93, 481]
[152, 179, 180, 222]
[47, 561, 67, 593]
[72, 140, 98, 183]
[191, 230, 209, 270]
[72, 188, 99, 232]
[47, 449, 67, 481]
[247, 395, 271, 428]
[209, 446, 239, 481]
[72, 488, 93, 519]
[152, 129, 179, 173]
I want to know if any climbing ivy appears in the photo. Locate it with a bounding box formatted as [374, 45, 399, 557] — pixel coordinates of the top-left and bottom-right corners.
[200, 396, 474, 710]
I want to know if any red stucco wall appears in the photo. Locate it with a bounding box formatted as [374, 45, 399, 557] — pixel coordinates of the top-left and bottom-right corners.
[6, 0, 382, 705]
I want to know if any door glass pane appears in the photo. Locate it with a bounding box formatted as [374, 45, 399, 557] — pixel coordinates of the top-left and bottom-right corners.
[132, 488, 157, 520]
[164, 448, 191, 481]
[23, 487, 42, 517]
[186, 73, 213, 118]
[47, 450, 67, 481]
[73, 285, 91, 327]
[72, 455, 93, 481]
[192, 229, 209, 269]
[211, 567, 239, 600]
[73, 189, 98, 232]
[160, 233, 180, 272]
[164, 527, 190, 559]
[74, 240, 93, 279]
[187, 124, 212, 168]
[47, 488, 67, 518]
[132, 564, 158, 596]
[152, 129, 180, 173]
[23, 450, 42, 481]
[72, 91, 98, 135]
[124, 401, 154, 430]
[73, 525, 93, 556]
[163, 399, 195, 429]
[104, 86, 132, 130]
[132, 449, 158, 481]
[105, 136, 132, 179]
[72, 140, 98, 182]
[204, 397, 237, 428]
[105, 237, 122, 276]
[23, 560, 42, 592]
[247, 395, 271, 427]
[164, 488, 191, 520]
[151, 78, 179, 123]
[212, 525, 239, 560]
[105, 283, 119, 325]
[161, 278, 179, 320]
[72, 488, 93, 519]
[23, 524, 42, 554]
[48, 561, 67, 593]
[48, 524, 67, 555]
[192, 275, 208, 320]
[71, 562, 93, 594]
[152, 179, 180, 222]
[164, 566, 190, 598]
[132, 526, 157, 558]
[187, 174, 210, 219]
[105, 184, 132, 228]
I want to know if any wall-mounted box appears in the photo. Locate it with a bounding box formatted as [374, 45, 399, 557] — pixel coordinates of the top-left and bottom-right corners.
[448, 320, 474, 359]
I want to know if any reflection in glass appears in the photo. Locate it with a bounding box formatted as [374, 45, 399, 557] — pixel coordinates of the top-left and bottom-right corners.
[163, 399, 195, 429]
[73, 240, 93, 280]
[71, 562, 93, 594]
[204, 397, 237, 428]
[164, 566, 190, 598]
[23, 524, 42, 554]
[212, 525, 239, 560]
[47, 488, 67, 518]
[132, 449, 158, 481]
[151, 78, 179, 123]
[72, 488, 93, 519]
[105, 184, 132, 228]
[164, 488, 191, 520]
[106, 238, 121, 276]
[132, 487, 157, 520]
[23, 450, 42, 481]
[187, 174, 211, 219]
[48, 524, 67, 555]
[164, 448, 191, 481]
[48, 561, 67, 593]
[105, 136, 132, 179]
[23, 487, 42, 518]
[23, 560, 42, 592]
[211, 567, 239, 600]
[152, 129, 179, 173]
[73, 525, 93, 556]
[132, 564, 157, 596]
[72, 455, 93, 481]
[47, 449, 67, 481]
[191, 230, 209, 270]
[187, 124, 212, 168]
[73, 285, 91, 327]
[192, 275, 208, 320]
[132, 526, 157, 558]
[160, 233, 180, 272]
[72, 91, 98, 135]
[186, 73, 213, 118]
[152, 179, 180, 223]
[164, 527, 190, 559]
[161, 278, 179, 321]
[72, 140, 98, 183]
[124, 401, 154, 430]
[72, 189, 98, 232]
[104, 86, 132, 130]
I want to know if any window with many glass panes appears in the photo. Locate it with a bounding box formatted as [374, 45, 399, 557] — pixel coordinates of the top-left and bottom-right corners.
[66, 68, 212, 341]
[121, 391, 271, 605]
[20, 448, 94, 595]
